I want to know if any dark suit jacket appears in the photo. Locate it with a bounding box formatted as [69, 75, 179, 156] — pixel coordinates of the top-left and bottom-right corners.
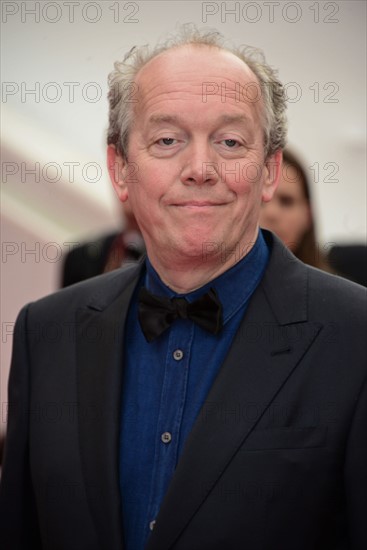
[1, 232, 366, 549]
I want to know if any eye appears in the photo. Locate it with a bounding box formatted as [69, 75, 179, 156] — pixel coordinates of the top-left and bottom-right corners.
[221, 139, 240, 148]
[279, 196, 295, 207]
[157, 137, 176, 146]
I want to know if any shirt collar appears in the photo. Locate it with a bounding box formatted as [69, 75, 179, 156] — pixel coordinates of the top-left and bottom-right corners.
[145, 229, 269, 325]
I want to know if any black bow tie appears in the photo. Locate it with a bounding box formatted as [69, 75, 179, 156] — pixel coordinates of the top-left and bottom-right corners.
[138, 286, 223, 342]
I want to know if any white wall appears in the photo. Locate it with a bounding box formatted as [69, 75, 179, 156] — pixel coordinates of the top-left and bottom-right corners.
[1, 0, 366, 428]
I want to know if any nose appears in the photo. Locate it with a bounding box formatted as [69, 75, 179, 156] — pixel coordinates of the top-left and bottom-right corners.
[180, 139, 219, 186]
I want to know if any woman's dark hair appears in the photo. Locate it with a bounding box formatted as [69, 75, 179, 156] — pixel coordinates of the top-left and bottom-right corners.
[282, 149, 331, 271]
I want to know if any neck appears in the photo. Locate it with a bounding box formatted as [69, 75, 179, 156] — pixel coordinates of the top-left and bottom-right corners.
[125, 216, 141, 233]
[147, 228, 260, 294]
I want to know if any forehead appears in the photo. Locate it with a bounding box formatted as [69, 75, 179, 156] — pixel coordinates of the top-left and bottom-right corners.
[137, 44, 256, 81]
[133, 45, 263, 120]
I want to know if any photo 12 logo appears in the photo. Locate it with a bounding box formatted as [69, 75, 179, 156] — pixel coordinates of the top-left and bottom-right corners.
[201, 1, 340, 24]
[2, 81, 139, 105]
[201, 80, 340, 105]
[2, 1, 140, 24]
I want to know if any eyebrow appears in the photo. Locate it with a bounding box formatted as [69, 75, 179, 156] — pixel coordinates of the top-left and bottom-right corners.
[147, 114, 181, 126]
[215, 114, 252, 126]
[147, 114, 252, 127]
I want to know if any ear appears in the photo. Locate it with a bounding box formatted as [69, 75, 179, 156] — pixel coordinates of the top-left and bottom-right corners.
[107, 144, 129, 203]
[261, 149, 282, 203]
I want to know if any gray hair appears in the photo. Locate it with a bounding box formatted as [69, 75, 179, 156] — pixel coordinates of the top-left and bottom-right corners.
[107, 24, 287, 159]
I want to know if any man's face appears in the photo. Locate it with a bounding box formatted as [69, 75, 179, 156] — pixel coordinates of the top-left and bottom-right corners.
[110, 45, 280, 268]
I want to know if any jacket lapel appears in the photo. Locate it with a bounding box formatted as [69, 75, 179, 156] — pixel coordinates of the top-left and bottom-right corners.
[146, 233, 323, 549]
[75, 264, 143, 549]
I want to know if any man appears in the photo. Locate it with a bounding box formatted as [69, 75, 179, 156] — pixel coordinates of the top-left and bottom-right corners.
[0, 26, 366, 550]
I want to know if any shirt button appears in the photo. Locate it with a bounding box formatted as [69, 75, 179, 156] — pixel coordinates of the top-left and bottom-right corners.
[161, 432, 172, 444]
[173, 349, 184, 361]
[149, 520, 156, 531]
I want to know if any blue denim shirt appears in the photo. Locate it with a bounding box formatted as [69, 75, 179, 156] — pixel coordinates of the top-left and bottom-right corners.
[119, 230, 269, 549]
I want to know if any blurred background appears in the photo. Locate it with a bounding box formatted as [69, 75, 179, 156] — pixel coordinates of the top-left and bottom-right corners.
[1, 1, 366, 437]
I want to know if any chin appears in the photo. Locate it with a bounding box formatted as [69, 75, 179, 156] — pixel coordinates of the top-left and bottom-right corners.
[169, 238, 214, 263]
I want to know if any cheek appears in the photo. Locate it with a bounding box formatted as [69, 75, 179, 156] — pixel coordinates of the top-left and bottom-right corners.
[286, 208, 310, 242]
[129, 165, 160, 201]
[294, 207, 310, 230]
[243, 162, 264, 185]
[228, 173, 261, 201]
[224, 155, 264, 190]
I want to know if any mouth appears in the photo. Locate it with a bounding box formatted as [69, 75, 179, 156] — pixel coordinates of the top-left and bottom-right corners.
[172, 201, 227, 208]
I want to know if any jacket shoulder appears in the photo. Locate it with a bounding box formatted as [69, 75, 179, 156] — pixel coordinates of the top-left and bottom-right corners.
[306, 264, 366, 317]
[25, 262, 143, 322]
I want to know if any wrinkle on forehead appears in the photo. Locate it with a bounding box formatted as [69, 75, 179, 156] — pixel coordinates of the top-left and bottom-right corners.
[133, 44, 263, 117]
[136, 43, 256, 83]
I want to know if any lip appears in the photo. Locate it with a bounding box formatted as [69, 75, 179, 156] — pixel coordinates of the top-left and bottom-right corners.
[172, 201, 226, 207]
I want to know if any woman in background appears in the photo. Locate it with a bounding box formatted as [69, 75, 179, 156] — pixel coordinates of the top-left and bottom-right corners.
[260, 148, 331, 271]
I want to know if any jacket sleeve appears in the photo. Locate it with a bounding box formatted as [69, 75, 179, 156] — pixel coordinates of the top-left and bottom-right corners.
[344, 375, 367, 550]
[0, 304, 42, 549]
